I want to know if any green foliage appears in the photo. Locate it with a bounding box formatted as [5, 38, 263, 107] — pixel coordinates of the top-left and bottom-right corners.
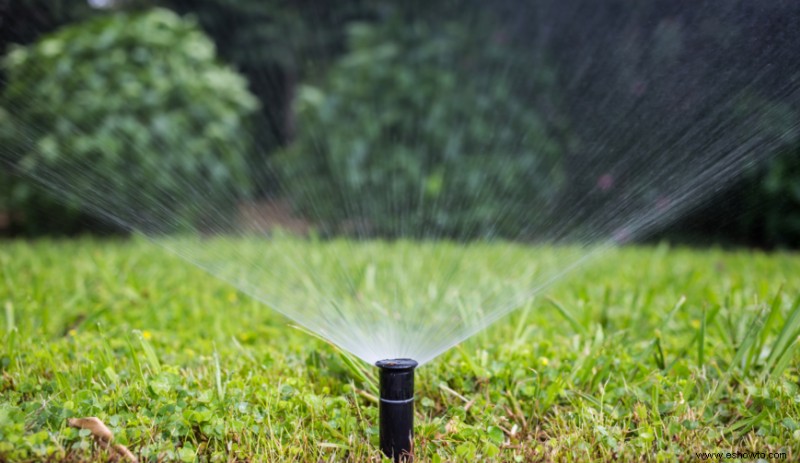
[276, 20, 564, 238]
[757, 144, 800, 246]
[666, 96, 800, 249]
[737, 96, 800, 247]
[158, 0, 380, 177]
[1, 239, 799, 460]
[0, 9, 258, 234]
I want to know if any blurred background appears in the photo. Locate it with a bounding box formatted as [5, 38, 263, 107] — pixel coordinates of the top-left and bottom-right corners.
[1, 0, 799, 248]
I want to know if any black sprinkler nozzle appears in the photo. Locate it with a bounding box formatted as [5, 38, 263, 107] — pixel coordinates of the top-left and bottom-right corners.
[376, 358, 418, 462]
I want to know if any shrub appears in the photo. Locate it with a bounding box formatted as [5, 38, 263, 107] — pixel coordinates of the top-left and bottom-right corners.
[656, 96, 800, 248]
[741, 98, 800, 247]
[759, 145, 800, 246]
[275, 19, 565, 239]
[0, 8, 258, 234]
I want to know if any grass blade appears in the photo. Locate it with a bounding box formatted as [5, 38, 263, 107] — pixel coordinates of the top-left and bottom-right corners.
[729, 315, 763, 374]
[4, 301, 14, 333]
[214, 349, 225, 401]
[697, 305, 706, 368]
[136, 330, 161, 374]
[765, 294, 800, 374]
[757, 287, 784, 356]
[769, 338, 800, 380]
[546, 297, 585, 335]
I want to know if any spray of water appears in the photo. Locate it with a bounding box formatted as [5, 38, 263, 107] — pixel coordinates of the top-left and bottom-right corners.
[1, 1, 799, 366]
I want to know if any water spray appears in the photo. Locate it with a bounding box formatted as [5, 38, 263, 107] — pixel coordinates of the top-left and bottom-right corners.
[376, 359, 418, 462]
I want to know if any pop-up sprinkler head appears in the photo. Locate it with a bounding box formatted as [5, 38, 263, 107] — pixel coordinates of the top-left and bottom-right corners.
[375, 359, 418, 462]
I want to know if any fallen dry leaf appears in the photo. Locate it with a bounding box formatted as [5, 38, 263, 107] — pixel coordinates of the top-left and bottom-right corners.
[68, 416, 137, 463]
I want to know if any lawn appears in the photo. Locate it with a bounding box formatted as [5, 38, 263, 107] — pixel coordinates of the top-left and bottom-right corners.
[1, 238, 799, 462]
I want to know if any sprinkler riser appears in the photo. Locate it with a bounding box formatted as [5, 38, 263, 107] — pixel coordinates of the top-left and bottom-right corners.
[376, 359, 418, 462]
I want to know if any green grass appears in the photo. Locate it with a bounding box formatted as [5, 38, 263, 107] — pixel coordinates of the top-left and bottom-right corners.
[1, 238, 800, 462]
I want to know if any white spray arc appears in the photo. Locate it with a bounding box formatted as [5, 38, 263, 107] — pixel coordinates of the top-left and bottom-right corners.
[1, 1, 799, 368]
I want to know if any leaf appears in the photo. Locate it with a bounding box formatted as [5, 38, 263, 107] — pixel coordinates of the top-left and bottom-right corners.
[68, 417, 113, 442]
[546, 297, 585, 335]
[487, 425, 505, 444]
[137, 331, 161, 374]
[68, 417, 137, 462]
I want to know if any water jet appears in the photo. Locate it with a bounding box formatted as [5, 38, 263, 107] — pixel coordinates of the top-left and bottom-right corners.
[3, 1, 800, 458]
[376, 358, 418, 462]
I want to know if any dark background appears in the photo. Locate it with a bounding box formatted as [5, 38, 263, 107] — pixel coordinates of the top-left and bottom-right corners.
[1, 0, 799, 248]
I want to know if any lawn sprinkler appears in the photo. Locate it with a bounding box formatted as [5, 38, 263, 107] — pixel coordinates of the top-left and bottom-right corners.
[376, 359, 418, 462]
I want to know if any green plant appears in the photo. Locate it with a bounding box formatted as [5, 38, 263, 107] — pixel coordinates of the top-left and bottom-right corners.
[737, 96, 800, 247]
[275, 19, 564, 238]
[758, 144, 800, 246]
[659, 95, 800, 249]
[1, 239, 799, 461]
[0, 8, 258, 234]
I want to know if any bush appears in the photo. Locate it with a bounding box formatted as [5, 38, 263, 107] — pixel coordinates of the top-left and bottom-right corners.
[758, 145, 800, 246]
[655, 96, 800, 249]
[740, 99, 800, 247]
[0, 8, 258, 234]
[275, 19, 564, 239]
